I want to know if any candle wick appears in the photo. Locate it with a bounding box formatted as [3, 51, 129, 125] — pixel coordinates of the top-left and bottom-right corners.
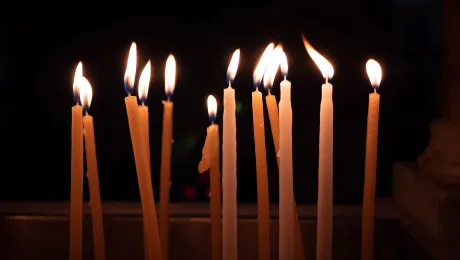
[373, 87, 377, 94]
[142, 101, 145, 106]
[325, 77, 329, 84]
[128, 92, 131, 97]
[284, 76, 287, 81]
[268, 88, 271, 95]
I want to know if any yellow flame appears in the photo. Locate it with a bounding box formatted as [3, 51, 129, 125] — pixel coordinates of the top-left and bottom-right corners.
[73, 62, 83, 97]
[263, 45, 283, 89]
[227, 49, 240, 83]
[280, 52, 288, 77]
[165, 54, 176, 96]
[301, 34, 334, 80]
[138, 60, 151, 102]
[124, 42, 137, 93]
[79, 76, 93, 110]
[253, 43, 275, 86]
[366, 59, 382, 87]
[207, 95, 217, 119]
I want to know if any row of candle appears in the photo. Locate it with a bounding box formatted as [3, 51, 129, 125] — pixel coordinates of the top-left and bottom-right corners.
[70, 34, 383, 260]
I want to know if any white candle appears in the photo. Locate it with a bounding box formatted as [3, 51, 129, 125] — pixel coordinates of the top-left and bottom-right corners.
[302, 34, 335, 260]
[222, 49, 240, 260]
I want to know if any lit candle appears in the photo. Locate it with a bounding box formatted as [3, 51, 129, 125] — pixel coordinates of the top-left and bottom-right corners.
[70, 62, 84, 260]
[222, 49, 240, 260]
[137, 60, 153, 260]
[198, 95, 221, 260]
[252, 43, 273, 260]
[123, 42, 162, 260]
[159, 54, 176, 260]
[80, 77, 106, 260]
[302, 34, 335, 260]
[361, 59, 382, 260]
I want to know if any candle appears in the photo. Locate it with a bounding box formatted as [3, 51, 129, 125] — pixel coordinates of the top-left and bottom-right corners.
[263, 49, 306, 260]
[302, 34, 335, 260]
[123, 42, 162, 260]
[79, 77, 106, 260]
[361, 59, 382, 260]
[70, 62, 84, 260]
[159, 54, 176, 260]
[137, 60, 153, 260]
[198, 95, 221, 260]
[222, 49, 240, 260]
[252, 43, 274, 260]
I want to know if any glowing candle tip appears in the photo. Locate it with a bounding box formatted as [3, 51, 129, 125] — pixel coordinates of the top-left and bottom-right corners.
[207, 95, 217, 123]
[165, 54, 176, 99]
[79, 76, 93, 114]
[138, 60, 151, 104]
[253, 43, 275, 89]
[301, 34, 334, 80]
[366, 59, 382, 89]
[227, 49, 240, 85]
[263, 45, 283, 91]
[73, 62, 83, 104]
[124, 42, 137, 95]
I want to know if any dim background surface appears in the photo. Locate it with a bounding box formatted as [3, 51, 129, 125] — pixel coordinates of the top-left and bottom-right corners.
[0, 1, 441, 203]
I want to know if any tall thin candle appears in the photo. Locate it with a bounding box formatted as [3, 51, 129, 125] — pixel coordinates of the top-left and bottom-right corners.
[302, 34, 335, 260]
[361, 59, 382, 260]
[123, 42, 162, 260]
[222, 49, 240, 260]
[80, 77, 106, 260]
[159, 55, 176, 260]
[252, 43, 274, 260]
[70, 62, 84, 260]
[199, 95, 221, 260]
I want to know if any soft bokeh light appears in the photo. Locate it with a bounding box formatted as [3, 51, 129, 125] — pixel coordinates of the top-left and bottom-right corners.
[227, 49, 240, 84]
[301, 34, 334, 80]
[263, 45, 283, 89]
[73, 62, 83, 102]
[207, 95, 217, 123]
[165, 54, 176, 98]
[280, 52, 288, 78]
[366, 59, 383, 88]
[79, 76, 93, 112]
[138, 60, 151, 103]
[253, 43, 275, 87]
[124, 42, 137, 94]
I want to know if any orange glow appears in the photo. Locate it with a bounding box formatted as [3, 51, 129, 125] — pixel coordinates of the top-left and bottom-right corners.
[301, 34, 334, 80]
[263, 45, 283, 89]
[253, 43, 275, 87]
[366, 59, 382, 88]
[124, 42, 137, 94]
[138, 61, 151, 102]
[280, 52, 288, 77]
[79, 76, 93, 111]
[165, 54, 176, 97]
[73, 62, 83, 100]
[227, 49, 240, 84]
[207, 95, 217, 121]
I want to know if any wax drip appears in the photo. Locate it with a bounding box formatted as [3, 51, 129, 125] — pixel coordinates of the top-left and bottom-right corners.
[198, 132, 212, 173]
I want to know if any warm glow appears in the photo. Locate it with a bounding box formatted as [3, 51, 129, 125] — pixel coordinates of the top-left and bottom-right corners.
[73, 62, 83, 101]
[263, 45, 283, 89]
[227, 49, 240, 84]
[138, 60, 151, 102]
[165, 54, 176, 98]
[124, 42, 137, 94]
[79, 76, 93, 112]
[301, 34, 334, 80]
[253, 43, 275, 87]
[366, 59, 382, 88]
[280, 52, 288, 77]
[207, 95, 217, 122]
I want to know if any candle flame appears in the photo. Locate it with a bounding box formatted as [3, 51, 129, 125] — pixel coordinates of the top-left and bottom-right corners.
[124, 42, 137, 94]
[165, 54, 176, 98]
[227, 49, 240, 85]
[207, 95, 217, 123]
[280, 52, 288, 78]
[73, 62, 83, 103]
[253, 43, 275, 87]
[79, 76, 93, 113]
[138, 60, 151, 104]
[263, 45, 283, 90]
[301, 34, 334, 80]
[366, 59, 382, 88]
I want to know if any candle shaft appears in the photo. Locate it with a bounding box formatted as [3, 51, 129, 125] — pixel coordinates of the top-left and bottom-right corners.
[138, 104, 152, 260]
[83, 114, 106, 260]
[208, 124, 221, 260]
[70, 105, 84, 260]
[361, 92, 380, 260]
[159, 100, 173, 260]
[266, 93, 305, 260]
[125, 96, 162, 260]
[223, 86, 237, 260]
[279, 80, 295, 260]
[317, 83, 333, 260]
[252, 90, 270, 260]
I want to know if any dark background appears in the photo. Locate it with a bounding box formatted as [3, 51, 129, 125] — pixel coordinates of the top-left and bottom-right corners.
[0, 1, 442, 203]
